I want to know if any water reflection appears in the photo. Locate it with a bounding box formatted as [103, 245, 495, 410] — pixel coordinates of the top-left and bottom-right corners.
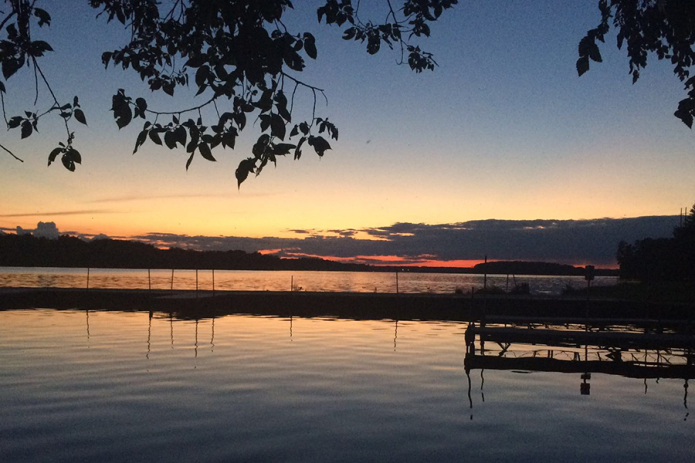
[2, 308, 693, 463]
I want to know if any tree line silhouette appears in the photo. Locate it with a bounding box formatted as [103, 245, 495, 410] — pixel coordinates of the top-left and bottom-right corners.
[617, 204, 695, 282]
[0, 234, 370, 271]
[0, 233, 622, 276]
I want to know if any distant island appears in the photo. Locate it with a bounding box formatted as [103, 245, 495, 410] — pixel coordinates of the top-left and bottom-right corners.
[0, 233, 617, 276]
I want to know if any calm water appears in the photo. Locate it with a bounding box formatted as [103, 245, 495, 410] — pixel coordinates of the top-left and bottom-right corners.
[0, 309, 692, 462]
[0, 267, 617, 295]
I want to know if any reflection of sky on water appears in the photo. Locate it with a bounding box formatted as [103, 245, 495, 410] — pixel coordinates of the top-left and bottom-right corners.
[0, 267, 618, 295]
[0, 309, 691, 463]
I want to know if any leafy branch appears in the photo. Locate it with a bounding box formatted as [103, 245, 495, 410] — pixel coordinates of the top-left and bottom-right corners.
[2, 0, 455, 182]
[1, 0, 86, 169]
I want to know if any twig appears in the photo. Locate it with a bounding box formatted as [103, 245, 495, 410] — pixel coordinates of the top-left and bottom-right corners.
[0, 10, 16, 32]
[0, 89, 8, 126]
[140, 95, 217, 116]
[0, 143, 24, 162]
[31, 57, 71, 139]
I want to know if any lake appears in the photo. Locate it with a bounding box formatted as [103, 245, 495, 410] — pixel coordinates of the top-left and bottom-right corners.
[0, 308, 692, 462]
[0, 267, 617, 296]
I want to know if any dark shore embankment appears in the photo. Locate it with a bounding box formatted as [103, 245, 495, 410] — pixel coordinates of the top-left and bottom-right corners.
[1, 287, 693, 322]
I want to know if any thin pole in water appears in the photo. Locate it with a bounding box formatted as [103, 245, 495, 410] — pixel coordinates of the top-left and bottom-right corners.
[212, 269, 215, 296]
[291, 275, 293, 292]
[148, 269, 151, 292]
[483, 255, 487, 292]
[396, 271, 399, 294]
[171, 269, 174, 293]
[196, 269, 199, 298]
[86, 268, 90, 290]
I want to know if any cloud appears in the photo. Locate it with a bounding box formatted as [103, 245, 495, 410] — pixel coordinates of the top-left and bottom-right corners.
[33, 222, 60, 239]
[12, 222, 61, 239]
[88, 193, 276, 204]
[0, 209, 113, 218]
[129, 215, 680, 266]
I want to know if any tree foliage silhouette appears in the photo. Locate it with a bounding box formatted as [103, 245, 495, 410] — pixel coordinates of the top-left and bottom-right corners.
[617, 202, 695, 282]
[1, 1, 694, 185]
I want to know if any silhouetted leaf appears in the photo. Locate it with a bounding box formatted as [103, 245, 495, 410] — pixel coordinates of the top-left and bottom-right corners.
[70, 148, 82, 164]
[308, 135, 331, 156]
[62, 154, 76, 172]
[164, 130, 177, 149]
[135, 97, 147, 113]
[174, 126, 187, 146]
[34, 8, 52, 27]
[252, 134, 271, 158]
[675, 108, 694, 128]
[61, 149, 80, 172]
[8, 116, 22, 129]
[2, 58, 21, 79]
[199, 143, 216, 162]
[112, 92, 132, 129]
[21, 121, 32, 139]
[74, 109, 87, 125]
[48, 147, 62, 166]
[149, 130, 162, 145]
[260, 114, 271, 132]
[270, 114, 286, 140]
[134, 130, 147, 154]
[576, 56, 590, 77]
[29, 40, 53, 57]
[235, 158, 256, 187]
[294, 136, 306, 160]
[304, 33, 317, 59]
[273, 143, 296, 155]
[588, 43, 602, 62]
[184, 55, 206, 68]
[186, 152, 194, 170]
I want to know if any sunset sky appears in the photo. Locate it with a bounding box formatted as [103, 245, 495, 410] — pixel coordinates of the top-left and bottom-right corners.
[1, 1, 693, 267]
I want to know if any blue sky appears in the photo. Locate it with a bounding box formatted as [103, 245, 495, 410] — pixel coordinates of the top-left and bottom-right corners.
[0, 1, 693, 266]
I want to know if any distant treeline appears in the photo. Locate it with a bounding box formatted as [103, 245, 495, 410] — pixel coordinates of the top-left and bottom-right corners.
[471, 261, 616, 277]
[0, 234, 370, 272]
[0, 233, 620, 276]
[618, 204, 695, 282]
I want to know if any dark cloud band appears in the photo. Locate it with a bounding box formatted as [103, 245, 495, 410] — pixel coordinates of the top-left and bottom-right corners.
[132, 216, 680, 266]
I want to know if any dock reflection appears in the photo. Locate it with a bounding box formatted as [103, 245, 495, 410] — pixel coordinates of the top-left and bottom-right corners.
[464, 316, 694, 422]
[464, 319, 695, 381]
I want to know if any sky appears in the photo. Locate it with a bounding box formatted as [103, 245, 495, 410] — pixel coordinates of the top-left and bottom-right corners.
[1, 1, 694, 267]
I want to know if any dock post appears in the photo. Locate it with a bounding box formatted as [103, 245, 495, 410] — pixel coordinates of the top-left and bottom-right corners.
[196, 269, 199, 298]
[212, 269, 215, 296]
[396, 271, 399, 294]
[483, 255, 487, 292]
[86, 268, 90, 290]
[171, 269, 174, 293]
[291, 275, 293, 292]
[148, 269, 151, 292]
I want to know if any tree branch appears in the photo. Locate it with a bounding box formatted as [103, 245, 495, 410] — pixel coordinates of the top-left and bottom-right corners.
[0, 142, 24, 162]
[139, 95, 217, 116]
[31, 56, 71, 139]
